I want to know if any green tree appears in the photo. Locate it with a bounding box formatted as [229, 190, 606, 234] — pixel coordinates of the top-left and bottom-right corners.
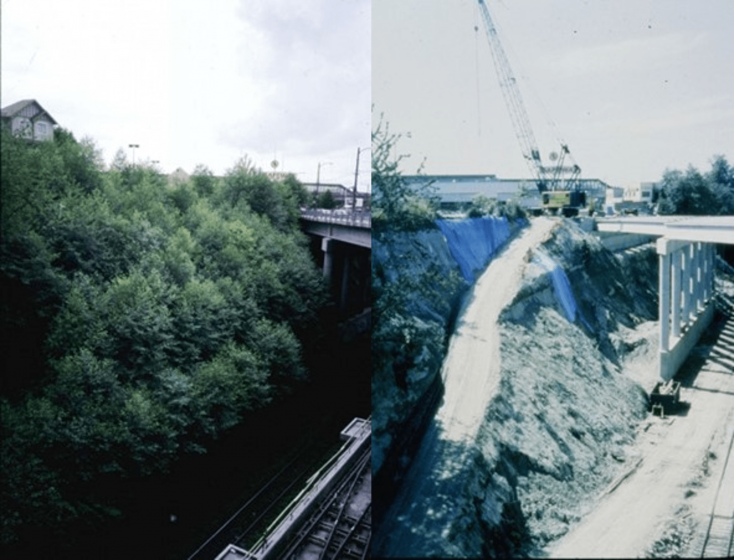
[371, 115, 438, 230]
[658, 156, 734, 215]
[53, 128, 104, 194]
[0, 123, 331, 551]
[191, 164, 218, 197]
[316, 189, 338, 209]
[191, 342, 271, 435]
[282, 173, 310, 207]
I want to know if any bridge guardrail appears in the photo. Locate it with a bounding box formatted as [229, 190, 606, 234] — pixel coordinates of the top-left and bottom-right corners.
[300, 209, 371, 229]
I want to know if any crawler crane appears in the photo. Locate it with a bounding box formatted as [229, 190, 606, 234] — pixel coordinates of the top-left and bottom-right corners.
[476, 0, 585, 216]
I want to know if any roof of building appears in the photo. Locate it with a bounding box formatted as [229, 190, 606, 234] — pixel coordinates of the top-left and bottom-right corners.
[302, 182, 352, 194]
[1, 99, 58, 125]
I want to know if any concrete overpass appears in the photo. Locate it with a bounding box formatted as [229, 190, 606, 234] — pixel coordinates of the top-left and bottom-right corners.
[300, 209, 371, 321]
[596, 216, 734, 380]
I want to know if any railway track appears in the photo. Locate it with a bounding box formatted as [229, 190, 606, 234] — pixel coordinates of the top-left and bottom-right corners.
[695, 311, 734, 559]
[187, 447, 330, 560]
[277, 447, 372, 560]
[699, 426, 734, 558]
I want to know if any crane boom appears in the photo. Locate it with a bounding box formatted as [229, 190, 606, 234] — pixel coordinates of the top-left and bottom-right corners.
[476, 0, 581, 195]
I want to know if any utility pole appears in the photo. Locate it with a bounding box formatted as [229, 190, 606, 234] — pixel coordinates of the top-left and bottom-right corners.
[128, 144, 139, 166]
[352, 147, 370, 212]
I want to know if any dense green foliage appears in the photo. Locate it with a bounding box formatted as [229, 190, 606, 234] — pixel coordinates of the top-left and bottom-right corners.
[315, 189, 338, 209]
[657, 155, 734, 215]
[0, 127, 325, 547]
[371, 117, 439, 231]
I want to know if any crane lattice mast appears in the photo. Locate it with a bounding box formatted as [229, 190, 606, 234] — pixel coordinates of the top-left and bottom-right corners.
[476, 0, 580, 193]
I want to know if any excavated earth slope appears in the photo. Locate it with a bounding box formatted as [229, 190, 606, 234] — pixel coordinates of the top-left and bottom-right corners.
[374, 217, 667, 557]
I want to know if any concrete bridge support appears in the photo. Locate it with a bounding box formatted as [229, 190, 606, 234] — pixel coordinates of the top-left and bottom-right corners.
[658, 238, 716, 380]
[317, 236, 370, 317]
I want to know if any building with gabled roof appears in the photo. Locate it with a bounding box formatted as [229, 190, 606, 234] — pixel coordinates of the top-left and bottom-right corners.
[1, 99, 58, 141]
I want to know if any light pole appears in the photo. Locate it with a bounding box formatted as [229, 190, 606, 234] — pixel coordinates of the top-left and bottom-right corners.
[353, 147, 370, 211]
[129, 144, 139, 166]
[316, 161, 333, 207]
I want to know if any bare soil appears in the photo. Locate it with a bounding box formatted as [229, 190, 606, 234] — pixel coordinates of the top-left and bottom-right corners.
[548, 303, 734, 559]
[372, 218, 558, 557]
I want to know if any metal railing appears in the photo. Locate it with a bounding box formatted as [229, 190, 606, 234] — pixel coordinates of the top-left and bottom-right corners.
[300, 208, 371, 229]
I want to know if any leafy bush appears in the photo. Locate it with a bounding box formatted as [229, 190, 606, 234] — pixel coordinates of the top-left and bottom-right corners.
[0, 128, 329, 548]
[371, 116, 438, 232]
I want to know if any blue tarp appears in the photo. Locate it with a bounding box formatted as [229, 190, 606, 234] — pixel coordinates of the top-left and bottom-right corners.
[436, 216, 511, 282]
[533, 249, 578, 323]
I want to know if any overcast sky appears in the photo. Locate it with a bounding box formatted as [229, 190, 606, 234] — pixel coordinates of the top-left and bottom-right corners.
[373, 0, 733, 189]
[2, 0, 371, 190]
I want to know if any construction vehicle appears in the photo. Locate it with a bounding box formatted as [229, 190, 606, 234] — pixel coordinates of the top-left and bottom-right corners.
[476, 0, 585, 217]
[649, 380, 681, 417]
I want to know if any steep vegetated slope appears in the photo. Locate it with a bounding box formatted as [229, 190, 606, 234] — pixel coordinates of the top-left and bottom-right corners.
[0, 128, 331, 556]
[373, 216, 663, 557]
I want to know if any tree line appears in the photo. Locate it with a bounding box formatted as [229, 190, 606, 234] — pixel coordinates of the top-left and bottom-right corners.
[0, 126, 330, 549]
[656, 155, 734, 215]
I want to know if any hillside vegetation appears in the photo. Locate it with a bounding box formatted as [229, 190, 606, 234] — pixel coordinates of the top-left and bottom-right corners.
[0, 127, 328, 549]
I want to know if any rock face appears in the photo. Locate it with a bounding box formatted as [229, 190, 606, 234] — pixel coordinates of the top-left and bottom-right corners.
[373, 217, 662, 557]
[371, 217, 519, 523]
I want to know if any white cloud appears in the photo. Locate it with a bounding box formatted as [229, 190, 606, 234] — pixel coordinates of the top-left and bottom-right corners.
[547, 32, 707, 78]
[1, 0, 370, 188]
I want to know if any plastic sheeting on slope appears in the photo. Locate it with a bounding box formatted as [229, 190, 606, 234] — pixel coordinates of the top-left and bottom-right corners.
[533, 249, 578, 322]
[436, 216, 512, 282]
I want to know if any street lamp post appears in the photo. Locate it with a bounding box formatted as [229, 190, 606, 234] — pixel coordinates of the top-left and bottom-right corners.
[129, 144, 140, 166]
[353, 147, 370, 212]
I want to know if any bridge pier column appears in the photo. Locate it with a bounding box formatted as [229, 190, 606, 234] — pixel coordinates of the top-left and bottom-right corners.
[695, 242, 704, 312]
[683, 243, 693, 324]
[340, 253, 351, 313]
[671, 249, 682, 339]
[657, 238, 716, 381]
[321, 237, 335, 283]
[659, 248, 671, 353]
[703, 243, 710, 302]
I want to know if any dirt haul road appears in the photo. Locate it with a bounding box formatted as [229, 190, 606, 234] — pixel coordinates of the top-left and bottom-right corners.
[373, 218, 557, 558]
[549, 313, 734, 559]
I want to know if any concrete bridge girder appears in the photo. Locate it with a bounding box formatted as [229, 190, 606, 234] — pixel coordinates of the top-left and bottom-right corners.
[302, 220, 371, 249]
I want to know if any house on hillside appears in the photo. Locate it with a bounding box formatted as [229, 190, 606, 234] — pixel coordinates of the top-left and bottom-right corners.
[1, 99, 58, 141]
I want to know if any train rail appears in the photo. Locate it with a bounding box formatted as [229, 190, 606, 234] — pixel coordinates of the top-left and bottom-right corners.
[698, 425, 734, 558]
[692, 310, 734, 558]
[277, 447, 371, 559]
[187, 450, 321, 560]
[212, 418, 371, 560]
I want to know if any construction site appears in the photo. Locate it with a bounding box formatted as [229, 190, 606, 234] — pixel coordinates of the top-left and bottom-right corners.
[372, 213, 733, 557]
[371, 1, 733, 557]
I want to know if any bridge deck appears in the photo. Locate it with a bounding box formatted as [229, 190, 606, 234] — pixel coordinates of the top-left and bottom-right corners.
[596, 216, 734, 245]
